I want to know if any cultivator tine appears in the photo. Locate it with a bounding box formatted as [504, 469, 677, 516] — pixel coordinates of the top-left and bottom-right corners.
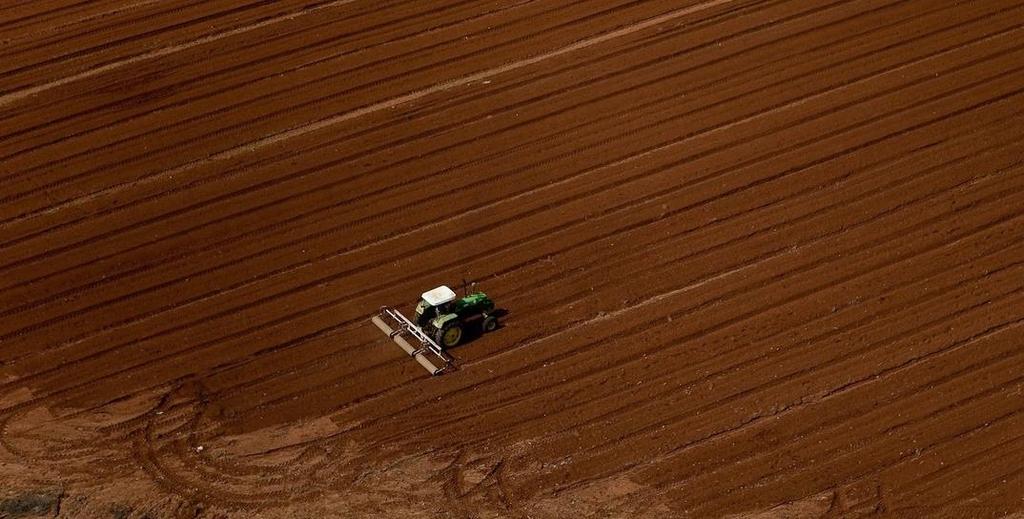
[371, 307, 452, 376]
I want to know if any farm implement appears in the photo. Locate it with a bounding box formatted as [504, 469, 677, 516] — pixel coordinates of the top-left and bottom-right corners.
[371, 284, 498, 375]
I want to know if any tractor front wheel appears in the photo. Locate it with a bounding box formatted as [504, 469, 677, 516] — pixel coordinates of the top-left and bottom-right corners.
[436, 323, 463, 348]
[482, 315, 498, 333]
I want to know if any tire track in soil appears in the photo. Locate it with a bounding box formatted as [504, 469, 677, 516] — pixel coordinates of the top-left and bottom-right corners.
[0, 2, 991, 335]
[0, 0, 741, 210]
[0, 0, 358, 93]
[391, 220, 1024, 459]
[342, 164, 1024, 448]
[0, 0, 831, 250]
[99, 130, 1019, 446]
[272, 150, 1024, 446]
[679, 326, 1024, 517]
[177, 207, 1024, 470]
[0, 0, 991, 243]
[647, 293, 1024, 492]
[6, 68, 1015, 429]
[2, 16, 1015, 366]
[190, 102, 1015, 421]
[0, 0, 925, 341]
[12, 52, 1019, 434]
[0, 0, 839, 268]
[203, 146, 1024, 450]
[195, 73, 1024, 436]
[0, 0, 529, 143]
[576, 312, 1024, 514]
[207, 100, 1024, 425]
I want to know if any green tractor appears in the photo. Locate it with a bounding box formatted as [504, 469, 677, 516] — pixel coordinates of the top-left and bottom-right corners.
[414, 285, 497, 348]
[371, 284, 499, 375]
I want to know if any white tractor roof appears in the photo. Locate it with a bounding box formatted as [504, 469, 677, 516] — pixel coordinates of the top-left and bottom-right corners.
[421, 285, 457, 306]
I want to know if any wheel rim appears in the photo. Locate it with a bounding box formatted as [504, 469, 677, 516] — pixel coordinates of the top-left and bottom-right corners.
[442, 326, 462, 347]
[484, 319, 496, 331]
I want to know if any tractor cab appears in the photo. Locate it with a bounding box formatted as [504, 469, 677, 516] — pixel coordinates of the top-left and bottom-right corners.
[414, 285, 457, 327]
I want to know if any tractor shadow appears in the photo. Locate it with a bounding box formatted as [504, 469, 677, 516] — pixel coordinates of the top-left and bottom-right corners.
[450, 308, 509, 351]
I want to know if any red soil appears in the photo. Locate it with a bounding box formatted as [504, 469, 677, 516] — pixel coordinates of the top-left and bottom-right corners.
[1, 0, 1023, 517]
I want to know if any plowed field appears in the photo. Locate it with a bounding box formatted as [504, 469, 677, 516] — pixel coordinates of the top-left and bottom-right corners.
[2, 1, 1024, 517]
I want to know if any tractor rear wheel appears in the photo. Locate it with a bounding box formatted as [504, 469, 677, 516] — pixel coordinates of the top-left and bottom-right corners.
[436, 323, 463, 348]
